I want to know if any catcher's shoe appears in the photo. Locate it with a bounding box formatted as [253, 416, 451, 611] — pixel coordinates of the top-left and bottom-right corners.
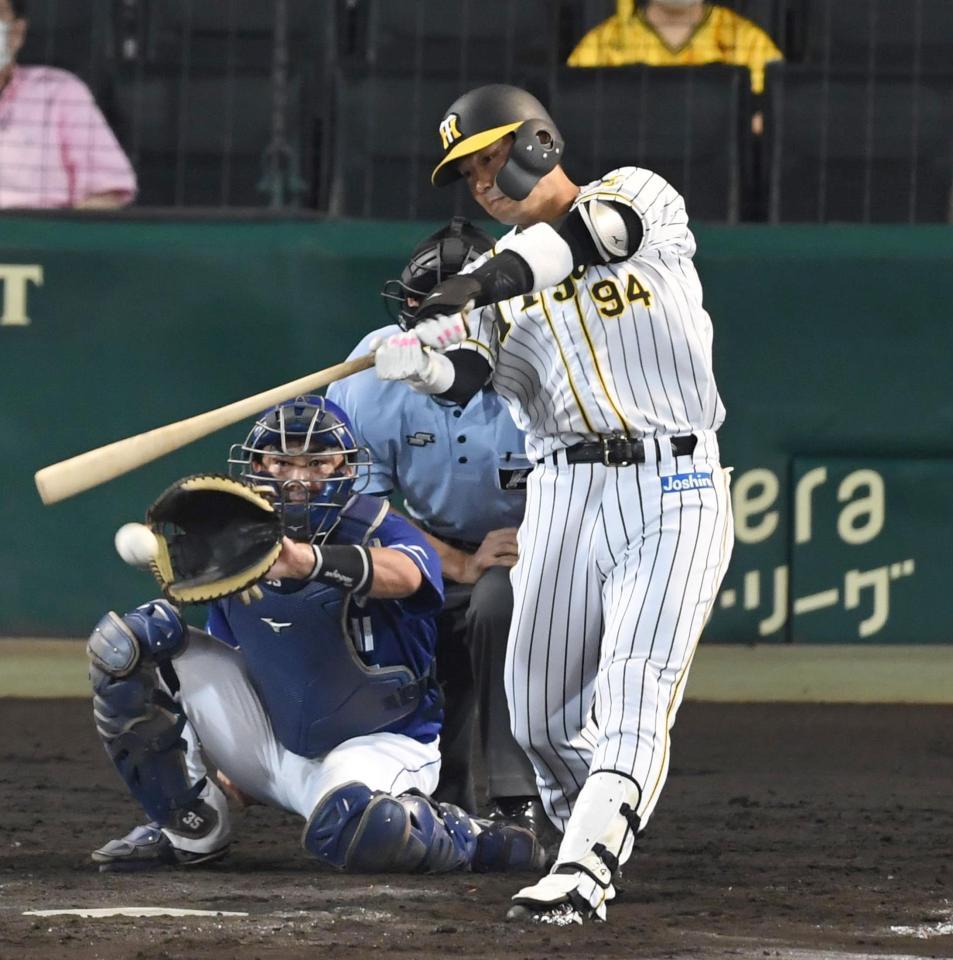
[92, 823, 229, 873]
[505, 864, 614, 924]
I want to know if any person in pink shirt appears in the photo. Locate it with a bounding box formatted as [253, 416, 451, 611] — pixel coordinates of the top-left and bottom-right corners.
[0, 0, 137, 209]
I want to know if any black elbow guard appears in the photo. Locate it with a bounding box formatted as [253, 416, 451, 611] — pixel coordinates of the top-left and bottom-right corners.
[410, 253, 534, 326]
[469, 250, 535, 306]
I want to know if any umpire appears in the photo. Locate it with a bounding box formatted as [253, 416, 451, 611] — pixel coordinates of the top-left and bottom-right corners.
[328, 218, 550, 841]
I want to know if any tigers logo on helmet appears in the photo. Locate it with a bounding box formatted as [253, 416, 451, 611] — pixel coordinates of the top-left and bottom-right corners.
[439, 114, 463, 150]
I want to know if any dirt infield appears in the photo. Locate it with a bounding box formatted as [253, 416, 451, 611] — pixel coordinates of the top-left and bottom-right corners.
[1, 699, 952, 960]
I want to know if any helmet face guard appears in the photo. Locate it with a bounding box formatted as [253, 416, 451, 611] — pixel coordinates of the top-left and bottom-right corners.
[380, 216, 496, 330]
[495, 119, 565, 201]
[431, 84, 565, 201]
[228, 395, 371, 543]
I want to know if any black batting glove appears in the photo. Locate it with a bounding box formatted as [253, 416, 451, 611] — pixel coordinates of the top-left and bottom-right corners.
[411, 275, 485, 326]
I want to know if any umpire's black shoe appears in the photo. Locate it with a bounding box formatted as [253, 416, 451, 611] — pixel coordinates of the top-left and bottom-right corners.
[471, 821, 548, 873]
[92, 822, 229, 872]
[487, 797, 561, 861]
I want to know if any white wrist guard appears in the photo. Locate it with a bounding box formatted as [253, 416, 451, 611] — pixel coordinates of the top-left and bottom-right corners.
[411, 350, 456, 395]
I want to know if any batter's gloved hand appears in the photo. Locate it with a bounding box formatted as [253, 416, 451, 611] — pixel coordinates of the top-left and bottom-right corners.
[145, 474, 283, 605]
[409, 275, 484, 348]
[413, 314, 469, 350]
[371, 333, 454, 393]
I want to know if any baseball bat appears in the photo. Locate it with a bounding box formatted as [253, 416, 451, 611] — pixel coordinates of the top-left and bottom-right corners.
[34, 352, 376, 506]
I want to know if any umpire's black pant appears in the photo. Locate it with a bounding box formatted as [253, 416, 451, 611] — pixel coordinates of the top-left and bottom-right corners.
[432, 565, 538, 814]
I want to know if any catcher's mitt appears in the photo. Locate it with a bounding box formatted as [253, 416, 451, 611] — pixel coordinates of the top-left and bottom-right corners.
[146, 474, 283, 605]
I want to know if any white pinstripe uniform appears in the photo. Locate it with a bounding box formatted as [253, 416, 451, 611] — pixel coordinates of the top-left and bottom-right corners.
[459, 166, 734, 896]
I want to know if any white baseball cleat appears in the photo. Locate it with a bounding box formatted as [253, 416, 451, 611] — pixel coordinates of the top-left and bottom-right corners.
[506, 902, 588, 926]
[505, 867, 614, 924]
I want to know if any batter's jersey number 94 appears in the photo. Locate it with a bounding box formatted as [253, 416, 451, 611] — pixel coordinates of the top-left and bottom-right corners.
[518, 269, 654, 323]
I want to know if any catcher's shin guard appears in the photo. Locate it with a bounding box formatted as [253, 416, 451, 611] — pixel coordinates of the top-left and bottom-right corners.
[507, 771, 641, 923]
[88, 604, 205, 825]
[303, 782, 479, 873]
[88, 601, 189, 668]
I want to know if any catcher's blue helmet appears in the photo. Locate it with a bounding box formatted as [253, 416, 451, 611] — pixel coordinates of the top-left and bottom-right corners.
[229, 395, 370, 543]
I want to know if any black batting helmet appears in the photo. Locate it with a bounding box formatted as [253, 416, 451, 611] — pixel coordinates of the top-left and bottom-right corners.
[380, 217, 496, 330]
[431, 84, 565, 201]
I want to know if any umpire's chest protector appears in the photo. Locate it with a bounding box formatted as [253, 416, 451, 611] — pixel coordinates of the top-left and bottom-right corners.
[219, 496, 429, 758]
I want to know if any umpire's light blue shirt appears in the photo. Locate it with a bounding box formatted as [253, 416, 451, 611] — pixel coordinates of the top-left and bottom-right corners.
[327, 325, 530, 546]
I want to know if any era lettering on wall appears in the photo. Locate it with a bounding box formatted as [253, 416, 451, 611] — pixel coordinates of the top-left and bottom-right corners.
[721, 464, 910, 639]
[733, 465, 885, 547]
[0, 264, 44, 327]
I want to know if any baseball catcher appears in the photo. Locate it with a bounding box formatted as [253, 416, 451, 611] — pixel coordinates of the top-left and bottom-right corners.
[88, 395, 545, 874]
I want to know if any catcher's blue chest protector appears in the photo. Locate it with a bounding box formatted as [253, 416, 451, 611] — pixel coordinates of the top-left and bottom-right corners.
[218, 495, 439, 757]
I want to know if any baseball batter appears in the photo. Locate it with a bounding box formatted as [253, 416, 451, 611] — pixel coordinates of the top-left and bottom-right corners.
[88, 395, 543, 875]
[374, 85, 734, 923]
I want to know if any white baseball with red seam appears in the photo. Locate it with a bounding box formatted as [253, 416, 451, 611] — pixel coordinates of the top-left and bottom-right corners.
[114, 522, 159, 567]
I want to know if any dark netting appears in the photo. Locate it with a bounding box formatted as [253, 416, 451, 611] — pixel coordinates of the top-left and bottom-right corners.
[3, 0, 949, 222]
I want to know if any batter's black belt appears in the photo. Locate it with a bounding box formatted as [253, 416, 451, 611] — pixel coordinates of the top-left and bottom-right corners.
[556, 434, 697, 467]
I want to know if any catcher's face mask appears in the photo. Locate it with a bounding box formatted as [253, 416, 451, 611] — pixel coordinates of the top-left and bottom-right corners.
[229, 395, 370, 543]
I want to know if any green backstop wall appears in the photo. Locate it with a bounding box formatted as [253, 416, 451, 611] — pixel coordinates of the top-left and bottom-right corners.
[2, 216, 951, 641]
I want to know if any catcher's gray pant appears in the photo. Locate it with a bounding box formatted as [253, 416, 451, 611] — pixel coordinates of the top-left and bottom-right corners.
[505, 447, 734, 836]
[434, 566, 538, 812]
[167, 632, 441, 855]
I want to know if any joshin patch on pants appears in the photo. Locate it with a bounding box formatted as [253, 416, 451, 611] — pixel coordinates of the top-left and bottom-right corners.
[661, 471, 713, 493]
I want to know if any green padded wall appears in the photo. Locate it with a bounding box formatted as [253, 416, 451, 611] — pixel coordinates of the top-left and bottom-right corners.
[2, 217, 952, 640]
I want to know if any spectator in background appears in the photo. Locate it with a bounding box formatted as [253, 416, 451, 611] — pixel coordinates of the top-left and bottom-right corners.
[568, 0, 782, 132]
[0, 0, 136, 209]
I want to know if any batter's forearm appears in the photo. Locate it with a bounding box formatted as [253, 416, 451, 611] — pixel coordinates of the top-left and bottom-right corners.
[468, 229, 570, 305]
[467, 202, 645, 306]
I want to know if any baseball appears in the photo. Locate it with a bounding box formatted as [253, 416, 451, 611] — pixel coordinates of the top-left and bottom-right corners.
[114, 522, 159, 568]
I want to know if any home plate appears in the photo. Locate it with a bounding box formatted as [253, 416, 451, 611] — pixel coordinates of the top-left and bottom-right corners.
[24, 907, 248, 918]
